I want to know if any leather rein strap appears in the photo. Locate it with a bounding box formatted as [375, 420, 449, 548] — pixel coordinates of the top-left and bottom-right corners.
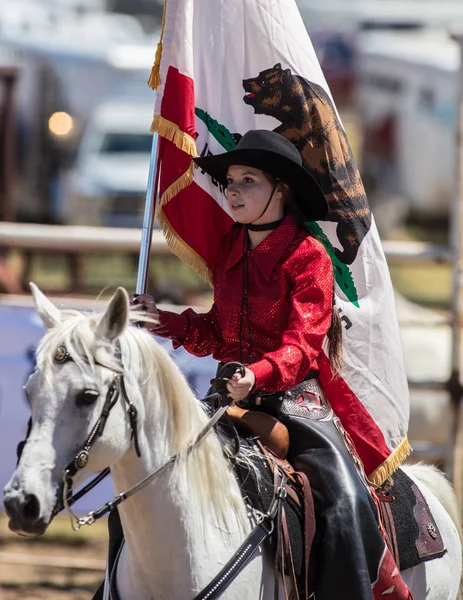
[107, 473, 289, 600]
[64, 387, 233, 531]
[194, 475, 288, 600]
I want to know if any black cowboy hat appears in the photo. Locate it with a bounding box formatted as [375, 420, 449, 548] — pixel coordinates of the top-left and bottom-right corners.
[193, 129, 328, 221]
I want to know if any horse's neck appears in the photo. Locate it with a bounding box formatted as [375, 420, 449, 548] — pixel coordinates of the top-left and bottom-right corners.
[110, 449, 198, 598]
[109, 385, 248, 599]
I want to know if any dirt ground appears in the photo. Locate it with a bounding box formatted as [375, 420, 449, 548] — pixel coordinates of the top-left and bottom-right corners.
[0, 513, 108, 600]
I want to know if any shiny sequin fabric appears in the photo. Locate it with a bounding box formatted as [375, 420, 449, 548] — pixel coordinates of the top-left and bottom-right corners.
[156, 215, 333, 392]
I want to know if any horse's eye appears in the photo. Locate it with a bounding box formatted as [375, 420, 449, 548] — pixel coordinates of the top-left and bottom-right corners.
[76, 390, 100, 408]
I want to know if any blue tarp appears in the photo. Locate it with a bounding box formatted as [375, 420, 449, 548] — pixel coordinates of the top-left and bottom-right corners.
[0, 305, 216, 513]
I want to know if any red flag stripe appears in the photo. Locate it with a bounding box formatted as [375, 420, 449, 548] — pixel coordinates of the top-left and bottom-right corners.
[319, 352, 391, 476]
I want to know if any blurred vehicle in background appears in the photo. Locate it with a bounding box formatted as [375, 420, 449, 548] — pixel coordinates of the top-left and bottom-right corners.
[357, 29, 458, 229]
[297, 0, 463, 32]
[310, 29, 357, 108]
[62, 98, 154, 227]
[0, 4, 158, 224]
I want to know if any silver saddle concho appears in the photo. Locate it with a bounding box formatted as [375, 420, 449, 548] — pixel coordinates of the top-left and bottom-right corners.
[249, 378, 371, 485]
[278, 378, 333, 421]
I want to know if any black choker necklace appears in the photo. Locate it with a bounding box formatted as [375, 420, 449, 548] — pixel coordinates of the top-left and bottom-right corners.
[246, 218, 284, 232]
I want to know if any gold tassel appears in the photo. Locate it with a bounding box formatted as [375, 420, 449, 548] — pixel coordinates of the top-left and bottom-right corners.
[156, 163, 212, 282]
[367, 436, 412, 486]
[148, 42, 163, 90]
[150, 114, 198, 157]
[147, 0, 168, 90]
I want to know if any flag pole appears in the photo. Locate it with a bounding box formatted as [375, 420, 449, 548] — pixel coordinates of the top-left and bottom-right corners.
[136, 132, 160, 295]
[450, 31, 463, 513]
[138, 0, 166, 295]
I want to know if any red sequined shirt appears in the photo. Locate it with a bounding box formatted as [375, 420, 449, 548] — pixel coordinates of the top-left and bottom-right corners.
[155, 215, 333, 393]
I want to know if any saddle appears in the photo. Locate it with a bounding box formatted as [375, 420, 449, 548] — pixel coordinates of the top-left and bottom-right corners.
[226, 430, 315, 600]
[226, 404, 447, 580]
[225, 403, 290, 458]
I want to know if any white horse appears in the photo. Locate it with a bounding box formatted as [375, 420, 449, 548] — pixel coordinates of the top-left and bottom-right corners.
[3, 285, 463, 600]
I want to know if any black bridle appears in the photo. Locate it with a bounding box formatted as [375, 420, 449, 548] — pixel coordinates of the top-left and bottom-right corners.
[16, 345, 141, 528]
[62, 372, 142, 529]
[16, 347, 238, 530]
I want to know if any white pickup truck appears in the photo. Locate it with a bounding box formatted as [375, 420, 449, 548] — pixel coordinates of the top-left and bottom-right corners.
[63, 99, 156, 227]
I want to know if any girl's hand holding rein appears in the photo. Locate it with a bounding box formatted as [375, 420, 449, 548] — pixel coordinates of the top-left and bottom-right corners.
[226, 367, 256, 402]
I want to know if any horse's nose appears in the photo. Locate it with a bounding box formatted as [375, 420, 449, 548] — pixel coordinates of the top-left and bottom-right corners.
[4, 493, 41, 524]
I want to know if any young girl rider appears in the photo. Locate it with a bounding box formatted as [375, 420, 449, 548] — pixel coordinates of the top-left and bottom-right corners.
[131, 129, 413, 599]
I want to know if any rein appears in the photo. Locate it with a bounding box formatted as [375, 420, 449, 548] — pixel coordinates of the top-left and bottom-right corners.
[70, 390, 233, 531]
[17, 346, 236, 530]
[107, 475, 288, 600]
[56, 346, 233, 531]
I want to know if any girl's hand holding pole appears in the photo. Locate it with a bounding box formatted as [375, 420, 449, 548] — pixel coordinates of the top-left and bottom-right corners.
[129, 294, 159, 329]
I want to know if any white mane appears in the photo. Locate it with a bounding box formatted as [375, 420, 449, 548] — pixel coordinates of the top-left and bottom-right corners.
[36, 308, 249, 535]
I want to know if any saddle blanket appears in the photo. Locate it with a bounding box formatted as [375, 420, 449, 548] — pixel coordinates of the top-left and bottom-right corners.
[379, 468, 446, 572]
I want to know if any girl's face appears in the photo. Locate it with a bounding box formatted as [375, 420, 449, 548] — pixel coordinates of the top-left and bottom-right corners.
[225, 165, 284, 224]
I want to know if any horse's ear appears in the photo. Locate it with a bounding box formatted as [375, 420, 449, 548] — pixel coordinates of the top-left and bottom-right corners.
[96, 287, 129, 341]
[30, 282, 61, 329]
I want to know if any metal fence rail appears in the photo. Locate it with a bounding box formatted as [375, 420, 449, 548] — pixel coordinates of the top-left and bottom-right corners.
[0, 222, 169, 254]
[0, 221, 452, 261]
[0, 551, 105, 572]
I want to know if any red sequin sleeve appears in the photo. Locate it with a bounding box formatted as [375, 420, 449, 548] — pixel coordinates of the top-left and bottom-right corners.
[248, 239, 333, 392]
[155, 304, 225, 357]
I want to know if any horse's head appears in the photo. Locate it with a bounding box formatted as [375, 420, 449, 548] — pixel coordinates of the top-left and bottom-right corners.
[3, 284, 138, 536]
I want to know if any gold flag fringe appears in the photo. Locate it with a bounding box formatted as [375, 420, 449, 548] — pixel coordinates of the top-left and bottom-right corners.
[158, 210, 213, 284]
[154, 156, 211, 281]
[150, 115, 198, 158]
[367, 436, 412, 486]
[150, 110, 206, 279]
[147, 0, 168, 90]
[158, 162, 195, 207]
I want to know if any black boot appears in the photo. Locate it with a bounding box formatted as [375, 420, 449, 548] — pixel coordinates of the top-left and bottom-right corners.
[279, 412, 384, 600]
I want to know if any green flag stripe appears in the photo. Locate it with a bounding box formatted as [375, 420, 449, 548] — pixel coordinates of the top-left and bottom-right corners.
[195, 108, 237, 151]
[305, 222, 359, 307]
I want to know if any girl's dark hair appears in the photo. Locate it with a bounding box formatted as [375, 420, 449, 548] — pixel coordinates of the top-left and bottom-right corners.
[326, 292, 343, 376]
[274, 177, 344, 375]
